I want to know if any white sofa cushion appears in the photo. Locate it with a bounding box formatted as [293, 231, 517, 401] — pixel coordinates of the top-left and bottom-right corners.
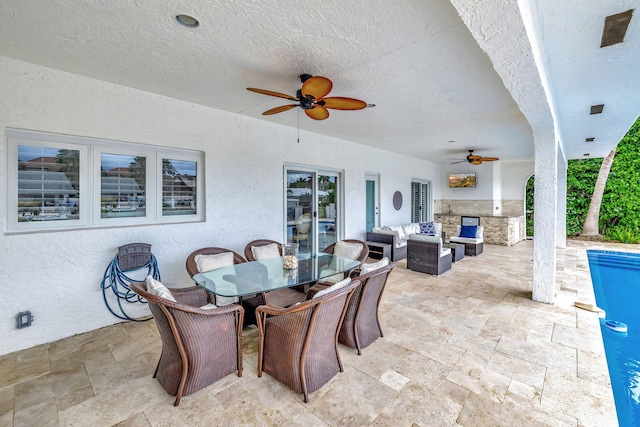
[409, 233, 441, 244]
[372, 226, 404, 248]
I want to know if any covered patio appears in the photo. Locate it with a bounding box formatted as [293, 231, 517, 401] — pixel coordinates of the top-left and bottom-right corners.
[2, 240, 630, 425]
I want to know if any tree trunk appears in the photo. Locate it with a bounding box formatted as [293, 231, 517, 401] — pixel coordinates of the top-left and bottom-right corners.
[581, 148, 617, 236]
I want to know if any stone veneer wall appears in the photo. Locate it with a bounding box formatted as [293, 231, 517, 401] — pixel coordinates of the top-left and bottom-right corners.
[435, 213, 526, 246]
[502, 199, 525, 216]
[436, 199, 525, 217]
[436, 199, 495, 216]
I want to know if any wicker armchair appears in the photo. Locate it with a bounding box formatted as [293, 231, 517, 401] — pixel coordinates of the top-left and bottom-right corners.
[256, 279, 360, 402]
[319, 239, 370, 284]
[244, 239, 283, 261]
[185, 247, 246, 277]
[242, 239, 306, 325]
[339, 261, 397, 354]
[323, 239, 370, 262]
[406, 235, 452, 275]
[130, 282, 243, 406]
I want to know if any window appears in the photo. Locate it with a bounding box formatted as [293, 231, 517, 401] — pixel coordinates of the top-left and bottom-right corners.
[411, 180, 431, 223]
[6, 129, 205, 233]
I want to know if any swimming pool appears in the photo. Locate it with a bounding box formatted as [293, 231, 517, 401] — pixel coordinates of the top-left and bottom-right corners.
[587, 249, 640, 427]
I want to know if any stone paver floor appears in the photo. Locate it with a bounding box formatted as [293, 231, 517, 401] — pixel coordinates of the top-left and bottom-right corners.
[2, 240, 632, 426]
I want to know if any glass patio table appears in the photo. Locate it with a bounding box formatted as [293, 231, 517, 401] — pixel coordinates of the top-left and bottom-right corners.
[192, 252, 361, 298]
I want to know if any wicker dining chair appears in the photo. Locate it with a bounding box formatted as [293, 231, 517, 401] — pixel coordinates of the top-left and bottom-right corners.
[243, 239, 283, 261]
[242, 239, 306, 325]
[130, 282, 243, 406]
[318, 239, 370, 284]
[256, 278, 359, 403]
[338, 261, 397, 354]
[185, 247, 246, 277]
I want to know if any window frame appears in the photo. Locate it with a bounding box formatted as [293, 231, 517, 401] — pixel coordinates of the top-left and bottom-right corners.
[5, 129, 205, 234]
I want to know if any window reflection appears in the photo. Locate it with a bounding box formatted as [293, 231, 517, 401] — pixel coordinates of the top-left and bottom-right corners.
[162, 159, 197, 216]
[17, 145, 80, 222]
[100, 153, 146, 218]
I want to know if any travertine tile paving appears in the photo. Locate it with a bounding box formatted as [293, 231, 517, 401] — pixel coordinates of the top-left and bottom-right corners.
[1, 240, 630, 426]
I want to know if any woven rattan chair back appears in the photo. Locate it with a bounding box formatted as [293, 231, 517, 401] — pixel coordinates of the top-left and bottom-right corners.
[323, 239, 370, 263]
[256, 279, 360, 403]
[185, 247, 246, 277]
[338, 261, 397, 354]
[131, 282, 243, 406]
[243, 239, 283, 261]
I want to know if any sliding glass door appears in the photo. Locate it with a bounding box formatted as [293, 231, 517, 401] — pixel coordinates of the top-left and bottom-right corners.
[285, 167, 341, 253]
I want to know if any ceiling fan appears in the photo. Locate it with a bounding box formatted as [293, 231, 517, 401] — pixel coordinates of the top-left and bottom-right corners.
[451, 150, 500, 165]
[247, 74, 372, 120]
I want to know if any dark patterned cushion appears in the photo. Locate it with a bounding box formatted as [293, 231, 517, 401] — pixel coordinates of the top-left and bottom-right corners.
[419, 221, 435, 235]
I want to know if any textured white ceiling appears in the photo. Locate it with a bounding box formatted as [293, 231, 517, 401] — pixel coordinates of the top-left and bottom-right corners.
[0, 0, 637, 163]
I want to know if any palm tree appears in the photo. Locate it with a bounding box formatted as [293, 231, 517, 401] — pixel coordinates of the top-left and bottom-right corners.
[128, 156, 146, 187]
[56, 149, 80, 190]
[581, 147, 617, 236]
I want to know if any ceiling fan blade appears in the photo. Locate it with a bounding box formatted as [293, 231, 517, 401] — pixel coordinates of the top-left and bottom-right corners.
[480, 157, 500, 161]
[471, 160, 483, 165]
[305, 105, 330, 120]
[262, 104, 298, 115]
[301, 76, 332, 100]
[247, 88, 298, 101]
[322, 97, 367, 110]
[450, 160, 466, 165]
[467, 155, 481, 160]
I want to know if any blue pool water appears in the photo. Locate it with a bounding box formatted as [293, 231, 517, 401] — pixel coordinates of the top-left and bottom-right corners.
[587, 250, 640, 427]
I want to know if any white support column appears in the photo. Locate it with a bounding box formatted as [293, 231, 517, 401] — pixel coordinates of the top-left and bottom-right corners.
[556, 146, 567, 249]
[451, 0, 560, 303]
[532, 135, 558, 303]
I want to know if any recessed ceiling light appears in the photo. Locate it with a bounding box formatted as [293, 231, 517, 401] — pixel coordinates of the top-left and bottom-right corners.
[175, 14, 199, 28]
[586, 137, 595, 142]
[590, 104, 604, 114]
[600, 9, 633, 47]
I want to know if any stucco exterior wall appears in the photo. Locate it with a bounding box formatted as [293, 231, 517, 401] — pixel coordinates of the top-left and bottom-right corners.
[0, 57, 444, 355]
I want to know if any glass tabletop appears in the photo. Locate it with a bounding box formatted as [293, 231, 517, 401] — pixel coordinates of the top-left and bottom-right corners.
[192, 253, 361, 298]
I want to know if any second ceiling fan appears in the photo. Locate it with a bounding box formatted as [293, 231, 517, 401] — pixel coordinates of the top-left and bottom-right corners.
[451, 150, 500, 165]
[247, 74, 372, 120]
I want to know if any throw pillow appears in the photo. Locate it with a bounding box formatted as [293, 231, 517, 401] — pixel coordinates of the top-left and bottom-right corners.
[251, 243, 281, 260]
[419, 221, 436, 235]
[313, 278, 352, 299]
[194, 252, 234, 272]
[359, 257, 390, 275]
[459, 225, 478, 238]
[145, 275, 177, 302]
[333, 241, 363, 260]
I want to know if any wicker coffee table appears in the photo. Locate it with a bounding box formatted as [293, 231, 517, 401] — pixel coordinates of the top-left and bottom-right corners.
[443, 242, 465, 262]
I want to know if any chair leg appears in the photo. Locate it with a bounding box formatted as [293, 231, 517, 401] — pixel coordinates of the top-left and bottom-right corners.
[236, 310, 244, 377]
[256, 311, 266, 377]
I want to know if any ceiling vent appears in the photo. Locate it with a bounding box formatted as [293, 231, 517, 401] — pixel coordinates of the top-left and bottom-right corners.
[590, 104, 604, 114]
[586, 137, 595, 142]
[600, 9, 634, 47]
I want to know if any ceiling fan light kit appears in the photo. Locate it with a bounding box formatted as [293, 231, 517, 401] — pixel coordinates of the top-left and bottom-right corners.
[247, 74, 370, 120]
